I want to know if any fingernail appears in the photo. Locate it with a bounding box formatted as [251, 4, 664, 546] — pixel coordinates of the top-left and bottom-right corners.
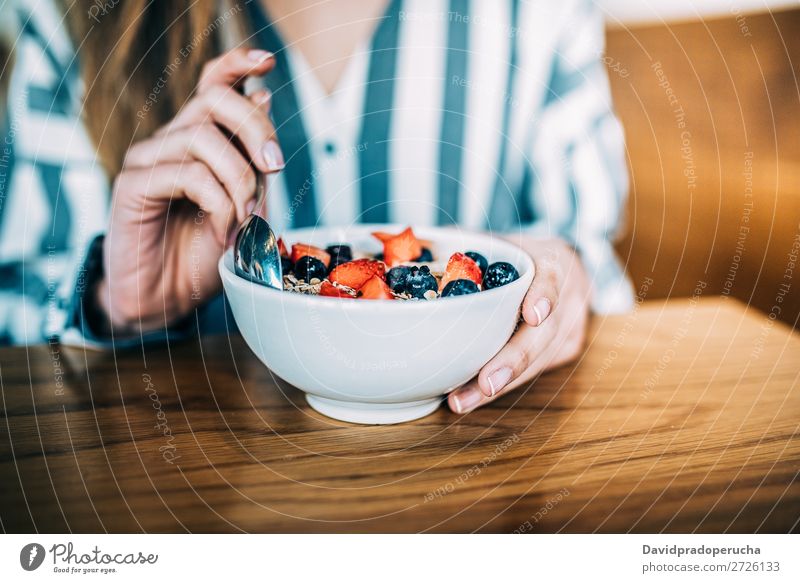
[451, 388, 483, 414]
[530, 297, 552, 326]
[261, 140, 285, 171]
[248, 49, 272, 64]
[245, 199, 256, 215]
[486, 367, 513, 397]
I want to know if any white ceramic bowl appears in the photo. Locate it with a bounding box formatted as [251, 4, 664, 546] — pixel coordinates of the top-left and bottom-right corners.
[219, 225, 534, 424]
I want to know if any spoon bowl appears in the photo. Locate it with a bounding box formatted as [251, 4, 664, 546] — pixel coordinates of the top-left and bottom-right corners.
[232, 173, 283, 289]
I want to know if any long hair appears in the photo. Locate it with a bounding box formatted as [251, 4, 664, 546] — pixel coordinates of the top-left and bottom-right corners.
[0, 2, 16, 115]
[65, 0, 231, 176]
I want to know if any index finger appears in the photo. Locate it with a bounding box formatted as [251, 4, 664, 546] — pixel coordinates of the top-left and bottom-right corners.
[197, 48, 275, 93]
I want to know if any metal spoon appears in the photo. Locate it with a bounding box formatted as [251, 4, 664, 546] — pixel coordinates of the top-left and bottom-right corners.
[233, 172, 283, 289]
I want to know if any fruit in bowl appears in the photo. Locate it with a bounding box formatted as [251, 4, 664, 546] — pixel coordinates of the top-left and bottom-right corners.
[278, 226, 521, 301]
[219, 225, 534, 424]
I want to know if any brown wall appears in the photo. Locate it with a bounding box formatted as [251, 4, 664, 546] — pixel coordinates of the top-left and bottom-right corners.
[606, 9, 800, 326]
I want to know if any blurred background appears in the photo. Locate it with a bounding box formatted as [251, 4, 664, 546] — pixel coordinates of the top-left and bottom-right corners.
[598, 0, 800, 325]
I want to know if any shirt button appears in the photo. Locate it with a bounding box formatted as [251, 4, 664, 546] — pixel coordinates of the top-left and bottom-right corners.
[323, 141, 337, 155]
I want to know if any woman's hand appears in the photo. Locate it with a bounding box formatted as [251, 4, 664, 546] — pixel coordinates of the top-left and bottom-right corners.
[448, 237, 591, 414]
[98, 48, 284, 334]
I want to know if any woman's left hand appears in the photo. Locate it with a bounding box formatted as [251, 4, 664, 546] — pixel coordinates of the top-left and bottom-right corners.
[448, 236, 592, 414]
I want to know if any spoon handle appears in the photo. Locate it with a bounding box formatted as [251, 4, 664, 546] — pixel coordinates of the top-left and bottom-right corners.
[253, 171, 269, 218]
[227, 172, 269, 249]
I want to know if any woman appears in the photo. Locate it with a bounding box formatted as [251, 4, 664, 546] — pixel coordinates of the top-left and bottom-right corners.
[0, 0, 632, 413]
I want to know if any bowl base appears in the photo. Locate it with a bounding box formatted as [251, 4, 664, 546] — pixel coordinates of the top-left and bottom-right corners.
[306, 394, 442, 425]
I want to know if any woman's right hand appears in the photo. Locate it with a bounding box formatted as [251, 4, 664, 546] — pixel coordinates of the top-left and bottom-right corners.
[97, 48, 284, 334]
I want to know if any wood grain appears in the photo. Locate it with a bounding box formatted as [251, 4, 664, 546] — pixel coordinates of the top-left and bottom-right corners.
[0, 297, 798, 533]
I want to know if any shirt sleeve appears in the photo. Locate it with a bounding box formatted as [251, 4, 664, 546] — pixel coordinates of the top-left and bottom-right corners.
[58, 235, 199, 350]
[0, 3, 89, 346]
[524, 0, 634, 313]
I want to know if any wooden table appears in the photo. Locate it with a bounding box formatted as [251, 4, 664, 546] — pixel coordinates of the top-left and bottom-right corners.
[1, 297, 798, 533]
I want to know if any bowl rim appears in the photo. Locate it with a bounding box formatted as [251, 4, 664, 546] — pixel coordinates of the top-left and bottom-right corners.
[219, 224, 534, 310]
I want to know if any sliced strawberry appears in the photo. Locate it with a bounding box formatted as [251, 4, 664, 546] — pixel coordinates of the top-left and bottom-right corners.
[383, 227, 423, 267]
[372, 228, 433, 261]
[328, 259, 386, 290]
[277, 237, 289, 258]
[291, 243, 330, 267]
[359, 275, 395, 300]
[319, 281, 356, 299]
[371, 231, 395, 243]
[439, 252, 482, 291]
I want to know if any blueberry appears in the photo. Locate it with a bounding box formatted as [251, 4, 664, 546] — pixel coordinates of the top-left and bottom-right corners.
[328, 259, 345, 273]
[465, 251, 488, 277]
[374, 252, 384, 261]
[441, 279, 480, 297]
[328, 256, 349, 272]
[325, 245, 352, 271]
[280, 256, 293, 276]
[294, 256, 327, 282]
[405, 265, 438, 298]
[326, 244, 352, 257]
[386, 266, 411, 293]
[415, 247, 433, 262]
[483, 261, 520, 289]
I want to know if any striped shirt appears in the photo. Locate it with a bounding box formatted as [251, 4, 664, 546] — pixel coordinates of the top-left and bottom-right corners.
[0, 0, 633, 347]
